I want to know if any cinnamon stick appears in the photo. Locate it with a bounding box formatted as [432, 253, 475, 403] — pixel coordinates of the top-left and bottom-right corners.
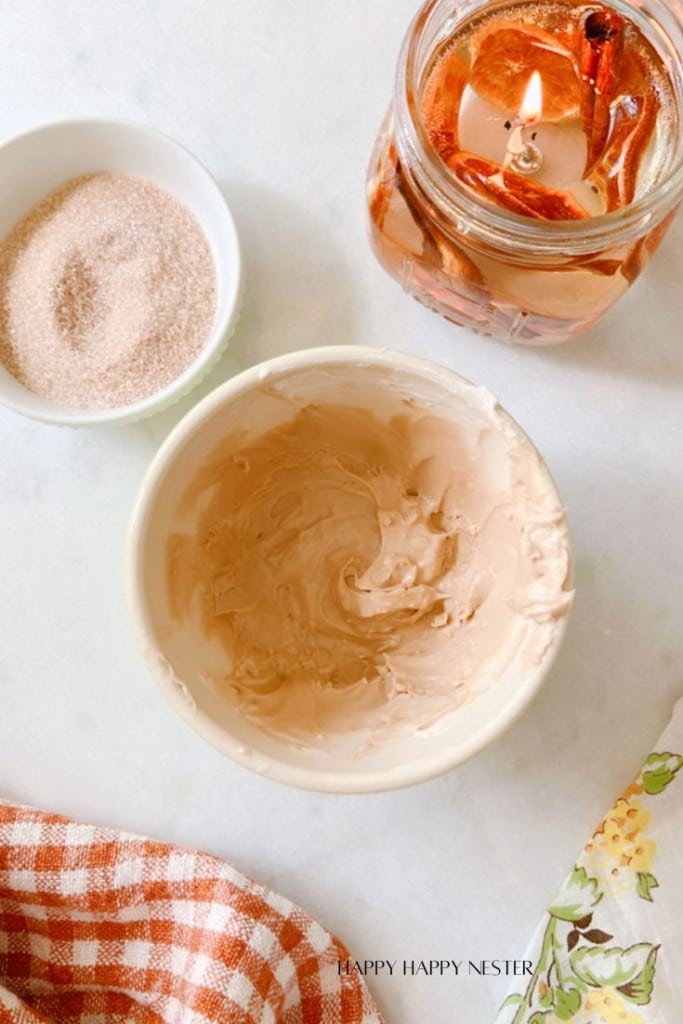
[580, 9, 625, 172]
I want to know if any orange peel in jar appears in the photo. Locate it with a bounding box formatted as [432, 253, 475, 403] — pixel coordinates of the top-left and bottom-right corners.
[595, 92, 659, 209]
[421, 50, 469, 159]
[469, 23, 582, 121]
[449, 152, 589, 220]
[367, 112, 401, 230]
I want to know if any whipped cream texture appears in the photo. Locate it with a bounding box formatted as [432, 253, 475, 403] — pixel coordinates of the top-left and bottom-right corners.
[166, 395, 572, 746]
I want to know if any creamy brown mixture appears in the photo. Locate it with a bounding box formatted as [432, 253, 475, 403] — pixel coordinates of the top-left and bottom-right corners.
[166, 400, 572, 744]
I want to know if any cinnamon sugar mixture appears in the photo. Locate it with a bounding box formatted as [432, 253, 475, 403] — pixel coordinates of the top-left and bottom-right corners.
[0, 173, 216, 409]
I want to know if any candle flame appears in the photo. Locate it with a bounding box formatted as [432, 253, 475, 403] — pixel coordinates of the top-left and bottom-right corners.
[519, 71, 543, 124]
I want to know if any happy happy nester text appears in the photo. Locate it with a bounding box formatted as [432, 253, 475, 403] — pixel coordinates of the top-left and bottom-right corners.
[337, 959, 533, 977]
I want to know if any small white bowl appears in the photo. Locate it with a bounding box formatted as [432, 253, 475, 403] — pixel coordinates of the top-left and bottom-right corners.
[0, 119, 242, 426]
[127, 346, 573, 793]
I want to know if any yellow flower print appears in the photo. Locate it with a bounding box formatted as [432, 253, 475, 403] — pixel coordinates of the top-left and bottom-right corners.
[584, 987, 646, 1024]
[583, 797, 656, 893]
[628, 839, 657, 873]
[609, 799, 651, 839]
[600, 816, 630, 860]
[545, 987, 646, 1024]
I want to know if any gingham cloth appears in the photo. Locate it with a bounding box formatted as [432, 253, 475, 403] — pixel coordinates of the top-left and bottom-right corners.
[0, 803, 383, 1024]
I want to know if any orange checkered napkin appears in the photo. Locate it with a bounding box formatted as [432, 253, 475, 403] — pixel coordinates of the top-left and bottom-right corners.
[0, 802, 384, 1024]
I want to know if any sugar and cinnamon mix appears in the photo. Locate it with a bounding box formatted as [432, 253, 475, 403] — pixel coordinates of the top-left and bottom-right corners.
[0, 173, 217, 409]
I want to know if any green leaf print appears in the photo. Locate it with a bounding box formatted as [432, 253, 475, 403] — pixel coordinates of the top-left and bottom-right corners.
[617, 946, 658, 1005]
[500, 995, 524, 1010]
[553, 986, 582, 1019]
[548, 867, 602, 922]
[641, 752, 683, 795]
[570, 942, 657, 991]
[636, 871, 659, 902]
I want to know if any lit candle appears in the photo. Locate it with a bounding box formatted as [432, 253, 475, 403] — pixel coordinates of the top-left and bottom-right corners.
[503, 71, 544, 174]
[458, 72, 590, 194]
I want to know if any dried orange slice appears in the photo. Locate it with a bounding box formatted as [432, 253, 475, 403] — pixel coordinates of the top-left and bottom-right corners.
[367, 112, 403, 230]
[469, 23, 581, 122]
[425, 219, 486, 288]
[421, 50, 469, 159]
[592, 93, 658, 210]
[621, 209, 675, 284]
[449, 152, 589, 220]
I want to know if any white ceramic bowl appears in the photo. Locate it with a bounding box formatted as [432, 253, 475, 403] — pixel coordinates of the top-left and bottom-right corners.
[127, 346, 573, 793]
[0, 119, 242, 426]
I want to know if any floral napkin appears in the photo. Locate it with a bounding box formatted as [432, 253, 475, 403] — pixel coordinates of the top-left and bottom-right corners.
[497, 697, 683, 1024]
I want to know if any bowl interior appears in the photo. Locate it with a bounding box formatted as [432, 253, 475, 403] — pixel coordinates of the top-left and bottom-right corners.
[130, 352, 571, 791]
[0, 120, 240, 423]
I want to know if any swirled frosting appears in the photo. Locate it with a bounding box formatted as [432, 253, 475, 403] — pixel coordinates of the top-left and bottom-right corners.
[166, 397, 572, 745]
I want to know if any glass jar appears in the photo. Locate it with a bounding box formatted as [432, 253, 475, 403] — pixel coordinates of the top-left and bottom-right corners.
[366, 0, 683, 344]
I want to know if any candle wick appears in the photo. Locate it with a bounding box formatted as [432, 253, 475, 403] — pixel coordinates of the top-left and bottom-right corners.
[504, 70, 544, 174]
[504, 118, 544, 175]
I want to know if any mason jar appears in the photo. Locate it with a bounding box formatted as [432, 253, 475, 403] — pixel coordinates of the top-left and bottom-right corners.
[366, 0, 683, 344]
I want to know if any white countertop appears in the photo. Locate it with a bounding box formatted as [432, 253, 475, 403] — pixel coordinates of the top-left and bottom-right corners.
[1, 3, 682, 1022]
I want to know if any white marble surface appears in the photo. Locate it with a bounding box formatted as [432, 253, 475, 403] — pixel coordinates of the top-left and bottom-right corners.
[1, 2, 682, 1022]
